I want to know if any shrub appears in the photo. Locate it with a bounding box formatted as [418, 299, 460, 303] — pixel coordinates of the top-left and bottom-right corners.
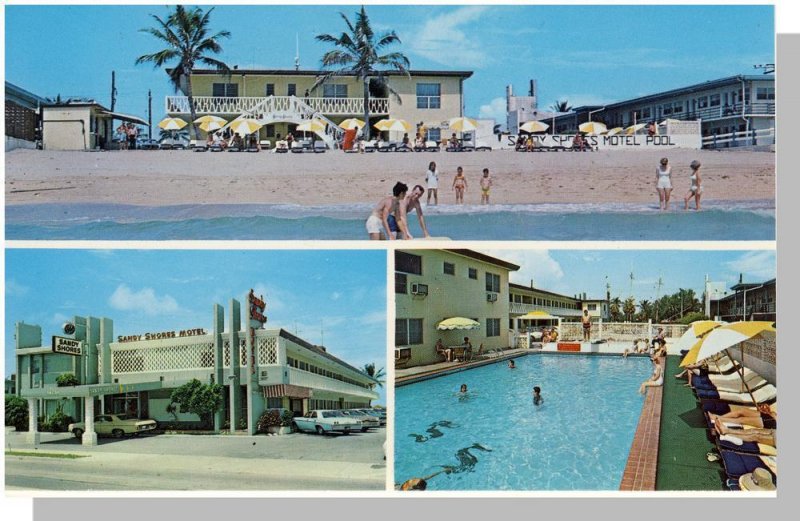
[256, 408, 291, 433]
[280, 410, 294, 427]
[678, 312, 709, 325]
[169, 379, 223, 428]
[5, 395, 29, 431]
[43, 410, 74, 433]
[55, 373, 80, 387]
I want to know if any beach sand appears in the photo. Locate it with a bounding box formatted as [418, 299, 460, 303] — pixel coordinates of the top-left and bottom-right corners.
[5, 148, 774, 207]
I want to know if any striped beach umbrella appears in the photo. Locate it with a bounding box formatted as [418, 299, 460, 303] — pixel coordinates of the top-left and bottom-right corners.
[606, 127, 624, 136]
[677, 321, 726, 366]
[339, 118, 366, 130]
[374, 118, 412, 132]
[194, 115, 227, 132]
[158, 117, 188, 131]
[296, 119, 327, 133]
[687, 321, 775, 366]
[519, 120, 550, 133]
[625, 123, 646, 135]
[229, 118, 263, 136]
[578, 121, 607, 135]
[448, 117, 479, 132]
[436, 317, 481, 331]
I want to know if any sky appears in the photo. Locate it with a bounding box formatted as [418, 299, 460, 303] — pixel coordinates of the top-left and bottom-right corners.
[484, 249, 776, 303]
[5, 4, 774, 128]
[4, 249, 387, 403]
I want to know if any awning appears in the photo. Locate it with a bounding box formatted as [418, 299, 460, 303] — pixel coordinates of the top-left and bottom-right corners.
[519, 311, 559, 320]
[262, 384, 312, 399]
[99, 110, 148, 126]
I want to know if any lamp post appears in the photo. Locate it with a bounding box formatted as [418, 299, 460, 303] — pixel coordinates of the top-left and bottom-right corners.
[742, 285, 764, 321]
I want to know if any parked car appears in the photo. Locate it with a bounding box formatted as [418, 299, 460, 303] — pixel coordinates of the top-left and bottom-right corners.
[292, 410, 361, 435]
[357, 408, 387, 426]
[68, 414, 157, 439]
[340, 410, 380, 431]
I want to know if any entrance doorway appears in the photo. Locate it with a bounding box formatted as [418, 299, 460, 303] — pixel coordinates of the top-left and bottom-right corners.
[290, 398, 304, 417]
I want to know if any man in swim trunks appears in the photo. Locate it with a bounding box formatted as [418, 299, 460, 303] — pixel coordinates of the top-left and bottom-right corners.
[480, 168, 493, 204]
[397, 184, 431, 239]
[582, 309, 591, 341]
[366, 182, 407, 240]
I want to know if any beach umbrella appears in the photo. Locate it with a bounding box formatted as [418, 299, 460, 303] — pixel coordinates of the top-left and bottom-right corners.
[374, 118, 413, 132]
[578, 121, 607, 135]
[436, 317, 481, 331]
[606, 127, 624, 136]
[296, 119, 327, 133]
[659, 118, 681, 126]
[519, 120, 550, 133]
[194, 115, 227, 132]
[158, 117, 188, 131]
[677, 321, 726, 366]
[339, 118, 366, 130]
[229, 118, 263, 136]
[625, 123, 646, 135]
[448, 117, 479, 132]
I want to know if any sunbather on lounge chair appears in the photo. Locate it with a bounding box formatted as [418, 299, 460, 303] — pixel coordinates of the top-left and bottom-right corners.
[716, 423, 776, 447]
[710, 403, 776, 430]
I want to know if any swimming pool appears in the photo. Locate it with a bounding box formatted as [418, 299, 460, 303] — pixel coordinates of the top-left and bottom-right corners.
[394, 354, 651, 490]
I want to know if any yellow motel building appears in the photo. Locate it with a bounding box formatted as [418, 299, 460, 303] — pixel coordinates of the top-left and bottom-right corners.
[166, 67, 473, 148]
[13, 292, 378, 446]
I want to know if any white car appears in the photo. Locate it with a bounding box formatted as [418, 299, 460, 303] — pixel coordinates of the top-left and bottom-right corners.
[357, 408, 387, 426]
[68, 414, 157, 439]
[340, 410, 380, 431]
[293, 410, 361, 435]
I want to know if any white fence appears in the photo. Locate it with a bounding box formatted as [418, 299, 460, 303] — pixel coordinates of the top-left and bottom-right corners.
[702, 127, 774, 149]
[558, 321, 688, 342]
[166, 96, 389, 116]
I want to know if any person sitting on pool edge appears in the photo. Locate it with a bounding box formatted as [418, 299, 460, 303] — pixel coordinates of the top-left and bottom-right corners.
[532, 386, 543, 406]
[639, 356, 664, 395]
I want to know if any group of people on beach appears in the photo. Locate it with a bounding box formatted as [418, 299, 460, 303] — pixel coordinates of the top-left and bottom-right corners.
[655, 157, 703, 211]
[425, 162, 494, 206]
[115, 122, 139, 150]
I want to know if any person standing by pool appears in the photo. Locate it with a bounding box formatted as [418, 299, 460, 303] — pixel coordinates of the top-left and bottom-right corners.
[366, 182, 407, 240]
[655, 157, 673, 210]
[453, 167, 467, 204]
[397, 185, 431, 240]
[582, 310, 592, 341]
[480, 168, 493, 205]
[639, 356, 664, 394]
[683, 160, 703, 211]
[532, 386, 543, 406]
[426, 162, 439, 205]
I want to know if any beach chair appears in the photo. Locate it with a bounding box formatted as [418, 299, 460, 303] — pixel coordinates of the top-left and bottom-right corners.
[425, 140, 440, 152]
[474, 140, 492, 152]
[275, 140, 289, 153]
[172, 141, 186, 150]
[190, 140, 207, 152]
[696, 383, 776, 404]
[159, 142, 173, 150]
[362, 140, 377, 153]
[377, 143, 395, 153]
[719, 449, 776, 482]
[691, 368, 768, 393]
[395, 143, 413, 152]
[716, 432, 776, 457]
[290, 142, 305, 153]
[259, 140, 272, 151]
[313, 141, 327, 153]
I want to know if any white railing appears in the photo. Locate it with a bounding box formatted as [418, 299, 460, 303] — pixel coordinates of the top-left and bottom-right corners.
[166, 95, 389, 116]
[509, 302, 583, 317]
[286, 367, 378, 399]
[702, 127, 774, 149]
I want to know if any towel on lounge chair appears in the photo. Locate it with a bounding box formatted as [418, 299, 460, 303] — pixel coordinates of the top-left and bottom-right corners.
[717, 436, 776, 456]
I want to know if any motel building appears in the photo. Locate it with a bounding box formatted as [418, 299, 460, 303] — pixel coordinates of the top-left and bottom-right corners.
[13, 291, 378, 446]
[166, 67, 473, 148]
[710, 277, 776, 324]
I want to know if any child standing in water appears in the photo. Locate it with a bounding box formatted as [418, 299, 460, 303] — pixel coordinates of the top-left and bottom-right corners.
[479, 168, 493, 204]
[683, 160, 703, 211]
[452, 166, 467, 204]
[532, 386, 543, 406]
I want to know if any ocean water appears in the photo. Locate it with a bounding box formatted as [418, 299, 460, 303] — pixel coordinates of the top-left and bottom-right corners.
[6, 200, 774, 240]
[394, 354, 650, 491]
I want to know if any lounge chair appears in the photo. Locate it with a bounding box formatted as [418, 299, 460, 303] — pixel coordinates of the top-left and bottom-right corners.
[425, 140, 440, 152]
[692, 368, 768, 393]
[290, 142, 306, 153]
[696, 384, 776, 404]
[313, 141, 327, 153]
[474, 141, 492, 151]
[191, 140, 208, 151]
[716, 433, 776, 456]
[159, 142, 173, 150]
[395, 143, 413, 152]
[707, 358, 742, 374]
[719, 449, 776, 482]
[274, 140, 289, 153]
[377, 143, 395, 153]
[363, 140, 377, 153]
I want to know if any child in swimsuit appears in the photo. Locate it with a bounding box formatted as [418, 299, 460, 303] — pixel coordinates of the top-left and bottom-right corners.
[452, 166, 467, 204]
[479, 168, 493, 204]
[683, 160, 703, 211]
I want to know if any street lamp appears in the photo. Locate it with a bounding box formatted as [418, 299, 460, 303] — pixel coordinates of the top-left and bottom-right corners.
[742, 285, 765, 321]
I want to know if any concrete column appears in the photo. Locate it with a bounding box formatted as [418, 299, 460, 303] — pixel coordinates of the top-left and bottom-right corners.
[228, 299, 241, 431]
[86, 317, 101, 385]
[598, 318, 604, 340]
[27, 398, 40, 445]
[213, 303, 225, 432]
[99, 318, 113, 384]
[82, 396, 98, 446]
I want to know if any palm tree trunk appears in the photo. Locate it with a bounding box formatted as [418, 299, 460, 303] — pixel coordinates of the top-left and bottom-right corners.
[363, 78, 371, 141]
[185, 69, 198, 141]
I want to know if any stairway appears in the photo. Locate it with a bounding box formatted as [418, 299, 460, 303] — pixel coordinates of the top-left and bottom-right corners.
[244, 96, 344, 150]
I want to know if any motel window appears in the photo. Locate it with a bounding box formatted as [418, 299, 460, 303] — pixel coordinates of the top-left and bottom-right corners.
[486, 318, 501, 337]
[416, 83, 441, 109]
[323, 84, 348, 98]
[212, 83, 239, 97]
[662, 105, 672, 116]
[485, 272, 501, 293]
[427, 128, 441, 143]
[697, 96, 708, 109]
[395, 273, 408, 294]
[443, 262, 455, 275]
[710, 94, 721, 107]
[673, 101, 684, 113]
[266, 124, 275, 138]
[396, 251, 422, 275]
[266, 84, 275, 96]
[641, 107, 651, 119]
[396, 318, 423, 346]
[288, 84, 297, 96]
[756, 88, 775, 101]
[588, 304, 597, 311]
[522, 296, 532, 305]
[469, 267, 478, 280]
[267, 398, 282, 408]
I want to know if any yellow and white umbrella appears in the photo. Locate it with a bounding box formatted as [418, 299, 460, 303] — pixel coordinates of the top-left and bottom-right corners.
[448, 117, 479, 132]
[374, 118, 412, 132]
[229, 118, 263, 136]
[339, 118, 366, 130]
[676, 321, 726, 365]
[194, 115, 227, 132]
[625, 123, 646, 135]
[578, 121, 607, 135]
[436, 317, 481, 331]
[606, 127, 624, 136]
[659, 118, 681, 126]
[158, 117, 188, 131]
[686, 321, 775, 366]
[296, 119, 327, 133]
[519, 120, 550, 133]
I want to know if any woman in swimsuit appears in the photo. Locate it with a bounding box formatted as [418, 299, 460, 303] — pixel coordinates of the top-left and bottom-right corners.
[683, 160, 703, 211]
[655, 157, 673, 210]
[639, 356, 664, 394]
[452, 166, 467, 204]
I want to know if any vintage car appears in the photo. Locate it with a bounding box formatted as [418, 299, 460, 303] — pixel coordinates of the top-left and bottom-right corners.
[68, 414, 158, 439]
[340, 410, 381, 431]
[292, 410, 361, 435]
[356, 408, 387, 426]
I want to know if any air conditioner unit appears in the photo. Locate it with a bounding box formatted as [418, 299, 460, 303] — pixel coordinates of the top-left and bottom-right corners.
[411, 283, 429, 296]
[487, 292, 498, 302]
[260, 370, 268, 379]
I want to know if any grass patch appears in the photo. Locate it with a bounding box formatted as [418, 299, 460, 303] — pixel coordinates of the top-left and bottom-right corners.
[6, 450, 88, 459]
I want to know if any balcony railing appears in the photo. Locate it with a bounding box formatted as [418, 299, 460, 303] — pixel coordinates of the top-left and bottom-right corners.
[509, 302, 582, 317]
[166, 96, 389, 116]
[286, 367, 378, 399]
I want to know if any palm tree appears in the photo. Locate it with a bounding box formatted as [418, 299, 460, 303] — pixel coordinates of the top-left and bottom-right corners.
[315, 6, 410, 140]
[551, 100, 572, 113]
[136, 5, 231, 140]
[609, 296, 623, 322]
[623, 297, 636, 322]
[361, 362, 386, 388]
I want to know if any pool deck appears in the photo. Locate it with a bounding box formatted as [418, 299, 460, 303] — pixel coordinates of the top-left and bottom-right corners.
[395, 348, 527, 385]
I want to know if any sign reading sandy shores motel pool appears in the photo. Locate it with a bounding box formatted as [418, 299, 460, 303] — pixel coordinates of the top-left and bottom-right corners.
[52, 336, 83, 356]
[507, 133, 701, 150]
[116, 328, 207, 343]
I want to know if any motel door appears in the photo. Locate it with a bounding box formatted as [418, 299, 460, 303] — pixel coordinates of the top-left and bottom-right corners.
[290, 399, 303, 417]
[110, 392, 141, 418]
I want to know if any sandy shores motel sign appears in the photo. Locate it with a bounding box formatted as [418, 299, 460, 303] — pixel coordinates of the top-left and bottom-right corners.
[52, 336, 83, 356]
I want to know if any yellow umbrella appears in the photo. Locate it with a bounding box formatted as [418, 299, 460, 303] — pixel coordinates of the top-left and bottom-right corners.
[339, 118, 366, 130]
[659, 118, 681, 126]
[158, 117, 188, 131]
[374, 118, 412, 132]
[229, 118, 263, 136]
[519, 120, 550, 133]
[436, 317, 481, 331]
[520, 311, 558, 320]
[194, 115, 227, 132]
[625, 123, 646, 135]
[296, 119, 327, 133]
[606, 127, 624, 136]
[677, 321, 725, 366]
[448, 117, 479, 132]
[578, 121, 607, 135]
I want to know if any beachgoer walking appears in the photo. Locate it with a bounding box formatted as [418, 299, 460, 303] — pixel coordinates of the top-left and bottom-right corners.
[639, 356, 664, 394]
[452, 167, 467, 204]
[398, 185, 431, 240]
[683, 160, 703, 211]
[366, 182, 407, 240]
[126, 123, 138, 150]
[532, 386, 543, 406]
[582, 310, 591, 341]
[480, 168, 493, 204]
[426, 162, 439, 205]
[655, 157, 673, 210]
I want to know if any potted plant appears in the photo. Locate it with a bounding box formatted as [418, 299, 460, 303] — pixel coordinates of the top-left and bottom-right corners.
[278, 409, 294, 435]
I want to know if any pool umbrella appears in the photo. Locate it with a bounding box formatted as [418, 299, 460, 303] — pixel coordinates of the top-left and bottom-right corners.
[625, 123, 646, 135]
[677, 321, 726, 366]
[519, 120, 549, 133]
[578, 121, 607, 135]
[194, 115, 227, 132]
[448, 117, 479, 132]
[339, 118, 366, 130]
[374, 118, 412, 132]
[158, 117, 188, 131]
[659, 118, 681, 126]
[296, 119, 327, 133]
[606, 127, 624, 136]
[229, 118, 263, 136]
[436, 317, 481, 330]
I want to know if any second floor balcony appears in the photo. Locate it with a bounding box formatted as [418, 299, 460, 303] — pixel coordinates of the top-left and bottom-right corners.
[509, 302, 583, 317]
[166, 95, 390, 117]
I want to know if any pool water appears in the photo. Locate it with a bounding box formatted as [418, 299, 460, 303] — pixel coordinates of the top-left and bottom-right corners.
[394, 354, 651, 490]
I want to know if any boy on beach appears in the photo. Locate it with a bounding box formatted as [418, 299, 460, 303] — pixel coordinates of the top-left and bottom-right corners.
[366, 182, 407, 240]
[480, 168, 493, 204]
